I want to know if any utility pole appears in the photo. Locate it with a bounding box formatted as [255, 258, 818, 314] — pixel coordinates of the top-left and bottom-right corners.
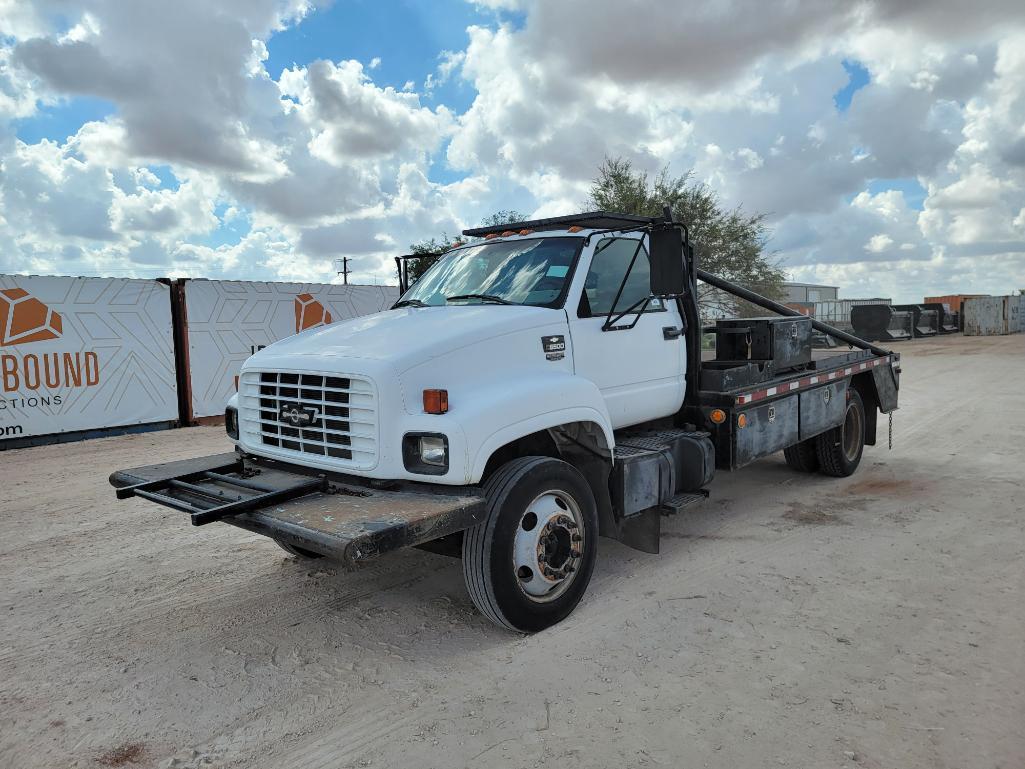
[333, 257, 350, 285]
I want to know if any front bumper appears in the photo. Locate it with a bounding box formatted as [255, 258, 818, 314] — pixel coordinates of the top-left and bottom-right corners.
[109, 452, 485, 563]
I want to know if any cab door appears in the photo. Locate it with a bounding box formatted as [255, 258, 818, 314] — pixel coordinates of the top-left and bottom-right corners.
[567, 236, 686, 429]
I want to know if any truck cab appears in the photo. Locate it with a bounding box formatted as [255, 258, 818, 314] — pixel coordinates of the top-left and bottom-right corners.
[113, 211, 899, 632]
[228, 221, 687, 487]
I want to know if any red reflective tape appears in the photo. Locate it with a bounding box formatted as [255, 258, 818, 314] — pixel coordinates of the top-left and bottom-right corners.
[734, 356, 889, 405]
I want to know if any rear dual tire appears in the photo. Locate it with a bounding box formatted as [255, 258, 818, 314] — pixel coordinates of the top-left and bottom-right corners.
[816, 390, 866, 477]
[784, 389, 866, 477]
[783, 439, 819, 473]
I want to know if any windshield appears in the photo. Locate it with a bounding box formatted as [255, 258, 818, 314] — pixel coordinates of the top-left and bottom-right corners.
[399, 237, 582, 307]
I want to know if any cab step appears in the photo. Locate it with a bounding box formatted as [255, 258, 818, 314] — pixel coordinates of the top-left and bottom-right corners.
[661, 489, 709, 516]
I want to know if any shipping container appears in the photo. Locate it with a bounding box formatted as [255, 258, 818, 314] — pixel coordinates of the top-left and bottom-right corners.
[963, 295, 1022, 336]
[924, 294, 988, 329]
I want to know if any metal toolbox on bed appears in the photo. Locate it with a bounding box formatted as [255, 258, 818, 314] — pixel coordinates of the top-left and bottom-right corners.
[714, 316, 813, 371]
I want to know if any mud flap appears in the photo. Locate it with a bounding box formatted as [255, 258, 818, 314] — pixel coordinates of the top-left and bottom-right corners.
[617, 507, 661, 554]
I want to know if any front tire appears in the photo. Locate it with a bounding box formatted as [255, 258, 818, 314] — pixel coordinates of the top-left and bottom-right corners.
[275, 540, 324, 559]
[815, 389, 866, 477]
[462, 456, 598, 633]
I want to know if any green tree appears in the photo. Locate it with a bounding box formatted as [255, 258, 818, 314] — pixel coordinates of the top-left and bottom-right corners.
[405, 235, 454, 285]
[404, 211, 528, 287]
[588, 156, 786, 317]
[478, 210, 526, 229]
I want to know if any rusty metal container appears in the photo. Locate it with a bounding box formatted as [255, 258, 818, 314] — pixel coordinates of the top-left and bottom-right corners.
[924, 295, 987, 329]
[963, 296, 1022, 336]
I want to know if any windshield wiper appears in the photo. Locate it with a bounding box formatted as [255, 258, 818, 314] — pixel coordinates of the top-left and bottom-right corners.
[445, 293, 514, 305]
[393, 298, 429, 308]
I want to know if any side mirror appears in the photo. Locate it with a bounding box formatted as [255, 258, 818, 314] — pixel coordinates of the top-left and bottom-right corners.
[649, 224, 686, 296]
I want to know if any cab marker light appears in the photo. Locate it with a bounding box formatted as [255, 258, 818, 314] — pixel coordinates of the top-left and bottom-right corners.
[501, 230, 516, 237]
[423, 389, 449, 414]
[568, 226, 583, 233]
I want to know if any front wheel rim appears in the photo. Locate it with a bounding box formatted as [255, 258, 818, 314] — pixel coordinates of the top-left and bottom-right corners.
[512, 489, 585, 603]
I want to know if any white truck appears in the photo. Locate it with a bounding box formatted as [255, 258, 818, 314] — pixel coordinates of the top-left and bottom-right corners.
[111, 211, 900, 632]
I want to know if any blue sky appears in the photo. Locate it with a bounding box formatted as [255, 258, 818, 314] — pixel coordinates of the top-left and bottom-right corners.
[266, 0, 497, 112]
[833, 60, 870, 112]
[1, 0, 1023, 301]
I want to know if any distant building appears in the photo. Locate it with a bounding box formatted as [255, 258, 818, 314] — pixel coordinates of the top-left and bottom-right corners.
[783, 282, 838, 303]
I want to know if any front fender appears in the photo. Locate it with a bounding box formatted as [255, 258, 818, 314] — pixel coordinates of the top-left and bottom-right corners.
[455, 373, 615, 483]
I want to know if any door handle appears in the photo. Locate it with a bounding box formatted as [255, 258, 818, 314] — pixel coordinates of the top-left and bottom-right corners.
[662, 326, 683, 340]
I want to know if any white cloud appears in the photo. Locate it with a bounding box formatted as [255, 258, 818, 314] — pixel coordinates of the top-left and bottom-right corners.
[865, 233, 894, 252]
[0, 0, 1023, 298]
[296, 59, 452, 163]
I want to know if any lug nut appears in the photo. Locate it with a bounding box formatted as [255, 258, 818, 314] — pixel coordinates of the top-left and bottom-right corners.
[571, 534, 583, 542]
[570, 549, 581, 558]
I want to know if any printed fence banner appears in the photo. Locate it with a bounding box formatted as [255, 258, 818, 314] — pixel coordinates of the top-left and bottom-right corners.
[0, 275, 177, 441]
[183, 280, 397, 419]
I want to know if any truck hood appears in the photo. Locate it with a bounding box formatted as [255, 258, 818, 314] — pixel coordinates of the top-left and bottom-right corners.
[245, 305, 564, 373]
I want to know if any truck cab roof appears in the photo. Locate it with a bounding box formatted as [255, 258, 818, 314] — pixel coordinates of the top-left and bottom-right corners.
[461, 211, 657, 239]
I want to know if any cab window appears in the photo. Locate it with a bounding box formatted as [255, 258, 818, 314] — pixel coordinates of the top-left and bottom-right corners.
[578, 237, 664, 318]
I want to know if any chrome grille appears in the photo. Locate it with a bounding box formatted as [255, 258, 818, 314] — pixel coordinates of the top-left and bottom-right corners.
[238, 370, 377, 469]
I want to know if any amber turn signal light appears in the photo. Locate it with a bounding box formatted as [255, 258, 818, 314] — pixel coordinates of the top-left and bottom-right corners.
[423, 389, 449, 414]
[737, 413, 748, 428]
[709, 408, 726, 424]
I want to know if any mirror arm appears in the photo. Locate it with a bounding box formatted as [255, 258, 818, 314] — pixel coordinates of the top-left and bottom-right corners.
[602, 295, 651, 332]
[599, 239, 645, 330]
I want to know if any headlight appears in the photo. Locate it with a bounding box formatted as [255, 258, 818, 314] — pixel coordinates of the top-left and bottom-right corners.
[225, 406, 239, 440]
[402, 432, 449, 475]
[419, 435, 447, 464]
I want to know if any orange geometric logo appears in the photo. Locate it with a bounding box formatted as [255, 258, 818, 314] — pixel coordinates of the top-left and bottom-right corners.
[294, 293, 333, 333]
[0, 288, 63, 346]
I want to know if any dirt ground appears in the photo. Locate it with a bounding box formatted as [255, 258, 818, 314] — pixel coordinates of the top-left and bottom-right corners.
[2, 333, 1023, 769]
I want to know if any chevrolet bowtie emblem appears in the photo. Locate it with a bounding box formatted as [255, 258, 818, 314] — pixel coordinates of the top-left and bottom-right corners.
[279, 402, 318, 428]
